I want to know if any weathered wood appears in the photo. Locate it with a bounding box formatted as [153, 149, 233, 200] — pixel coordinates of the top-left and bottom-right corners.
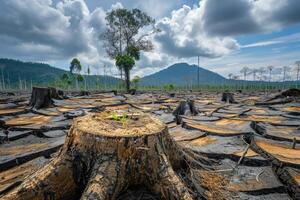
[278, 88, 300, 98]
[2, 111, 205, 200]
[221, 92, 237, 104]
[173, 100, 198, 116]
[29, 87, 53, 109]
[76, 91, 90, 96]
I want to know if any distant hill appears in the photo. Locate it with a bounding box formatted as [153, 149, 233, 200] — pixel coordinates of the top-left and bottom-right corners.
[141, 63, 227, 86]
[0, 58, 120, 88]
[0, 59, 298, 90]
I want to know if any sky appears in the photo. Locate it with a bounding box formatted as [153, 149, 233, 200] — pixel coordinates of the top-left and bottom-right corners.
[0, 0, 300, 80]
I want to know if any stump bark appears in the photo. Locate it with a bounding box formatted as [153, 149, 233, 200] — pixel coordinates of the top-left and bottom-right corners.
[77, 91, 91, 96]
[48, 87, 64, 100]
[173, 100, 198, 124]
[29, 87, 53, 109]
[2, 111, 205, 200]
[221, 92, 237, 104]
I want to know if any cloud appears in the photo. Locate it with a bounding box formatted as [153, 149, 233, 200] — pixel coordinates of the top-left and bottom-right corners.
[154, 4, 240, 59]
[242, 32, 300, 48]
[149, 0, 300, 68]
[155, 3, 239, 59]
[0, 0, 300, 77]
[203, 0, 300, 36]
[203, 0, 260, 36]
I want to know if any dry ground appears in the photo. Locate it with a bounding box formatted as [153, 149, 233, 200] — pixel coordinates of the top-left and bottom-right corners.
[0, 90, 299, 199]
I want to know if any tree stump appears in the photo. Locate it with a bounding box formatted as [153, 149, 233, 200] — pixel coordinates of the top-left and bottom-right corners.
[127, 89, 136, 95]
[221, 92, 237, 104]
[2, 111, 204, 200]
[77, 91, 91, 96]
[173, 100, 198, 116]
[29, 87, 53, 109]
[49, 87, 64, 100]
[173, 100, 198, 124]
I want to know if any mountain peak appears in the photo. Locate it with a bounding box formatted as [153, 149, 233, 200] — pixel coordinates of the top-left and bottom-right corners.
[141, 63, 226, 86]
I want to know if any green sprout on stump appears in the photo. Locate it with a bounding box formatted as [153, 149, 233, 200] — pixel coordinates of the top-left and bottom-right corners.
[111, 112, 128, 126]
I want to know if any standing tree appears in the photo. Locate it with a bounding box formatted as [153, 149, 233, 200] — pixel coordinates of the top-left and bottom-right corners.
[251, 69, 259, 81]
[132, 75, 141, 89]
[70, 58, 82, 90]
[70, 58, 82, 74]
[77, 74, 84, 89]
[84, 66, 91, 90]
[282, 66, 291, 81]
[240, 67, 251, 80]
[0, 64, 5, 90]
[61, 73, 72, 89]
[295, 61, 300, 81]
[267, 65, 274, 82]
[258, 67, 266, 81]
[101, 8, 159, 92]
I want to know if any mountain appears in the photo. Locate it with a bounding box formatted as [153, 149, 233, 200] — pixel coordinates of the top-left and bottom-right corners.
[141, 63, 227, 86]
[0, 58, 120, 88]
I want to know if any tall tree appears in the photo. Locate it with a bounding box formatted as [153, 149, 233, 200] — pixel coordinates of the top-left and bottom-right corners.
[282, 66, 291, 81]
[251, 69, 259, 81]
[132, 75, 141, 89]
[0, 64, 5, 90]
[70, 58, 82, 90]
[267, 65, 274, 82]
[295, 61, 300, 81]
[70, 58, 82, 74]
[87, 66, 91, 75]
[240, 67, 250, 80]
[258, 67, 266, 81]
[101, 8, 159, 91]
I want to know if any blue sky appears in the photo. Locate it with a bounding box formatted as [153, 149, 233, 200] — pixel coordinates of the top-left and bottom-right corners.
[0, 0, 300, 80]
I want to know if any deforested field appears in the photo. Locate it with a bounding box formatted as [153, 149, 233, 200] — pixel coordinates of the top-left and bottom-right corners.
[0, 89, 299, 200]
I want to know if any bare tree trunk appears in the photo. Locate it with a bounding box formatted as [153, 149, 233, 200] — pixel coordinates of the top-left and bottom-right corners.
[125, 68, 130, 92]
[76, 79, 79, 91]
[7, 72, 10, 90]
[18, 75, 22, 91]
[1, 68, 5, 90]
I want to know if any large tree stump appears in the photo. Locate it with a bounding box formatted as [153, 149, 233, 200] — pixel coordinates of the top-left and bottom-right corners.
[173, 100, 198, 124]
[221, 92, 237, 104]
[29, 87, 53, 109]
[2, 111, 206, 200]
